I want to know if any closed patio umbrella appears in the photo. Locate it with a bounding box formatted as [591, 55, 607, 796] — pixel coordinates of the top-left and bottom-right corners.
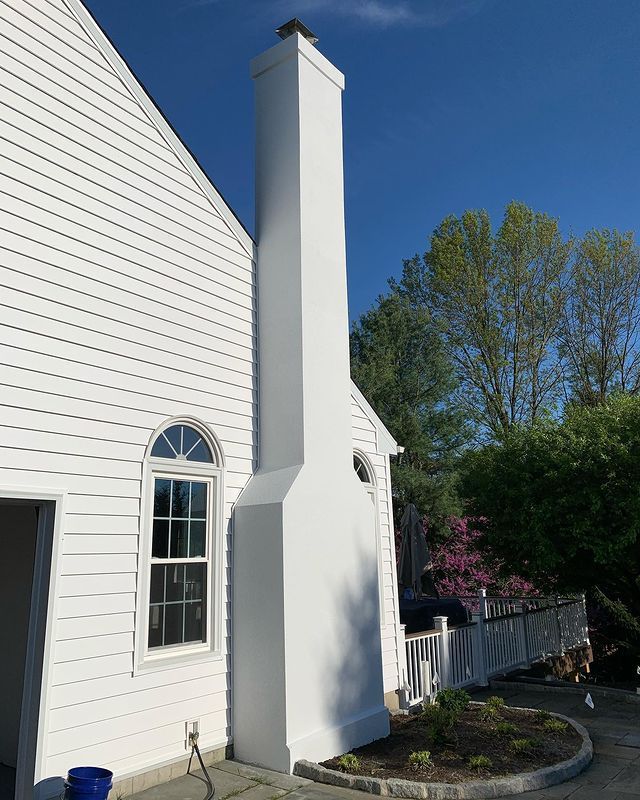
[397, 503, 439, 599]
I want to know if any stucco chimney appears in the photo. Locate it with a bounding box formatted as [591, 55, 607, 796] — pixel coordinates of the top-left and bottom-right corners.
[233, 26, 388, 773]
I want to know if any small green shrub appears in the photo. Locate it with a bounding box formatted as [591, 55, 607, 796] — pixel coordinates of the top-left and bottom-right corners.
[480, 704, 500, 722]
[536, 709, 552, 721]
[543, 719, 568, 734]
[408, 750, 433, 771]
[436, 688, 471, 717]
[510, 737, 540, 754]
[337, 754, 360, 773]
[479, 695, 507, 722]
[495, 721, 518, 736]
[468, 755, 492, 772]
[421, 704, 457, 746]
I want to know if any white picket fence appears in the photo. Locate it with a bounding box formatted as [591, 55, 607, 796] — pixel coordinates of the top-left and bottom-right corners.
[403, 591, 590, 707]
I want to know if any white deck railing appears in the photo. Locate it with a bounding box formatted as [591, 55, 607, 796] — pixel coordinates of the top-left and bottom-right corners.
[447, 622, 478, 688]
[485, 614, 528, 675]
[403, 591, 589, 707]
[405, 629, 442, 706]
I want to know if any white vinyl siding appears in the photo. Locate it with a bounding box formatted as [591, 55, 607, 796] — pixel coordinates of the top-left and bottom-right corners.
[0, 0, 255, 782]
[350, 395, 403, 698]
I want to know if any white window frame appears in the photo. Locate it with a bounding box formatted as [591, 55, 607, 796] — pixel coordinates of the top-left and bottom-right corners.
[135, 419, 224, 674]
[354, 450, 387, 629]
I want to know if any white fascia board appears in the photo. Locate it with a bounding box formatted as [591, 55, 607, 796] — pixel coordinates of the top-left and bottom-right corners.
[351, 380, 397, 455]
[63, 0, 256, 261]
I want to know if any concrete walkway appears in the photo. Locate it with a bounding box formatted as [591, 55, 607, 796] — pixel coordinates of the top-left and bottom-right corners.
[128, 686, 640, 800]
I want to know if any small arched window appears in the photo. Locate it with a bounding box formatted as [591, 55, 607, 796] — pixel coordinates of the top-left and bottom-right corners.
[138, 421, 223, 668]
[353, 452, 373, 484]
[150, 424, 214, 463]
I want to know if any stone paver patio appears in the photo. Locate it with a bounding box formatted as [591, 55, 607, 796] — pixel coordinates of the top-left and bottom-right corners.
[128, 686, 640, 800]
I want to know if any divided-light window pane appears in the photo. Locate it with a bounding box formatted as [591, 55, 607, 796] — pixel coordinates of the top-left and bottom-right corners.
[149, 478, 209, 649]
[152, 519, 169, 558]
[150, 425, 214, 463]
[189, 521, 206, 557]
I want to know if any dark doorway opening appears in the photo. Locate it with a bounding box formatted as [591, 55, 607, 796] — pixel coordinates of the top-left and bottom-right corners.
[0, 500, 56, 800]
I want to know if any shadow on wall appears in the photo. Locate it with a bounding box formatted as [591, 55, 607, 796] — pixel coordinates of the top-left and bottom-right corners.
[314, 541, 388, 759]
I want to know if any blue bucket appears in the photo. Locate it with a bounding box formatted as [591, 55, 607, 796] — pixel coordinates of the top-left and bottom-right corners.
[64, 767, 113, 800]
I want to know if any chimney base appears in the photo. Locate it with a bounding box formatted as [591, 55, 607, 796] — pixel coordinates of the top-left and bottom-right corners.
[233, 465, 389, 773]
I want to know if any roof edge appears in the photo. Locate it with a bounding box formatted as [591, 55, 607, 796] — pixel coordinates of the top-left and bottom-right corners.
[63, 0, 256, 260]
[350, 380, 397, 455]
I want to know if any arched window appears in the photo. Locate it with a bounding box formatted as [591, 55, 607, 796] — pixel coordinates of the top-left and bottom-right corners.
[353, 452, 373, 484]
[353, 451, 385, 625]
[150, 424, 214, 463]
[138, 420, 223, 668]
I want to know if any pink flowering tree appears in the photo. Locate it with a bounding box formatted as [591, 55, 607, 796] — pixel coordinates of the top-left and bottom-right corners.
[427, 517, 539, 597]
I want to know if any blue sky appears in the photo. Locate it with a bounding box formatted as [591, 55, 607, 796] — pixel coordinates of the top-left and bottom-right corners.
[84, 0, 640, 321]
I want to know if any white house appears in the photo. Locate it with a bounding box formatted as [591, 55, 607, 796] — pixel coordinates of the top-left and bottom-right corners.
[0, 1, 406, 797]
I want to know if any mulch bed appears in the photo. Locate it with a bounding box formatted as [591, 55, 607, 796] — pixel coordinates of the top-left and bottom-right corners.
[321, 704, 582, 783]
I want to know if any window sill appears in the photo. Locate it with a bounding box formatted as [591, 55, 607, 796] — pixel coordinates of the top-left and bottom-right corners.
[134, 646, 224, 676]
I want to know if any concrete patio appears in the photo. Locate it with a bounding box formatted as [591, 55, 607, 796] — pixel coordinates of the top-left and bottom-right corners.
[128, 686, 640, 800]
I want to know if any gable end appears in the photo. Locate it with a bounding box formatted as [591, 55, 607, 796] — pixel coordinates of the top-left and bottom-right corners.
[62, 0, 255, 259]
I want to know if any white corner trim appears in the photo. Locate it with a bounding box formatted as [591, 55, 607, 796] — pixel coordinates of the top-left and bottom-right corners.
[351, 381, 397, 455]
[61, 0, 256, 260]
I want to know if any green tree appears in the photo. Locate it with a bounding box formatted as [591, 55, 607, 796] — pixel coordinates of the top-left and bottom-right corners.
[350, 292, 465, 527]
[462, 393, 640, 663]
[394, 201, 571, 440]
[560, 229, 640, 406]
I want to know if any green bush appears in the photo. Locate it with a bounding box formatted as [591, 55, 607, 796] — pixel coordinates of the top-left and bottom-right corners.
[480, 704, 501, 723]
[408, 750, 433, 771]
[337, 754, 360, 773]
[468, 755, 492, 772]
[495, 722, 518, 736]
[480, 695, 507, 722]
[421, 704, 458, 746]
[421, 689, 470, 746]
[436, 688, 471, 717]
[536, 709, 552, 721]
[462, 393, 640, 666]
[543, 719, 568, 734]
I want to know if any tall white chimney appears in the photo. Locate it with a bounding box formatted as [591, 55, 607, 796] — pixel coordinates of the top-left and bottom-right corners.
[233, 22, 388, 773]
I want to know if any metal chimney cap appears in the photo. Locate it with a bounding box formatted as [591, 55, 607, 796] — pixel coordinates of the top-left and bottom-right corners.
[275, 18, 319, 45]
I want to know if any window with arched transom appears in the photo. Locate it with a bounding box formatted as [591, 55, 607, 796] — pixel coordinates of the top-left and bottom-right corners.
[137, 420, 224, 669]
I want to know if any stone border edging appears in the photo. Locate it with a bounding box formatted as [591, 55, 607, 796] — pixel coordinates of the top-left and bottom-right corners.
[492, 677, 640, 705]
[293, 710, 592, 799]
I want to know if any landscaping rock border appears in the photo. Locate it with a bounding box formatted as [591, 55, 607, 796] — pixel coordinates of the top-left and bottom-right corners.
[293, 711, 592, 799]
